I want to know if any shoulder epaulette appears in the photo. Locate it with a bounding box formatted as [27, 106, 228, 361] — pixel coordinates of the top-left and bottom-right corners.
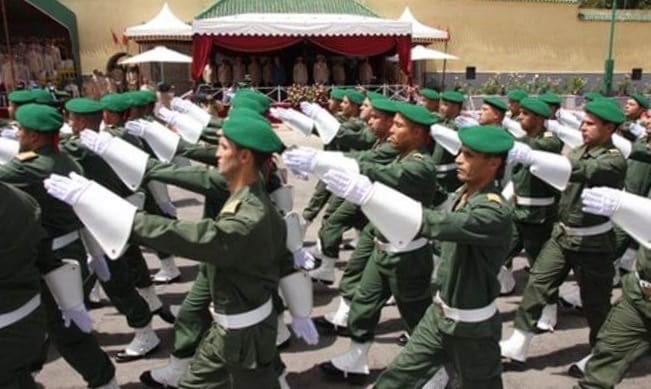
[16, 151, 38, 162]
[486, 193, 503, 205]
[220, 199, 242, 215]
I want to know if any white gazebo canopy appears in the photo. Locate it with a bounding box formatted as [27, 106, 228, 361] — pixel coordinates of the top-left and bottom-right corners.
[125, 3, 192, 40]
[119, 46, 192, 65]
[398, 7, 449, 42]
[388, 45, 458, 61]
[192, 13, 411, 37]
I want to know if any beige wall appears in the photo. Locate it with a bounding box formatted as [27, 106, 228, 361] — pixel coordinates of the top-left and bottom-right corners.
[366, 0, 651, 74]
[62, 0, 650, 75]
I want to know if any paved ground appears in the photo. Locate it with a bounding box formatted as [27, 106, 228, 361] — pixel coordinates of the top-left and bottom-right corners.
[38, 129, 651, 388]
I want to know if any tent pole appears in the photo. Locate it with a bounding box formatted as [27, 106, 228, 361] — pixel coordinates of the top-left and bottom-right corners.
[1, 0, 16, 92]
[161, 62, 164, 83]
[441, 40, 449, 90]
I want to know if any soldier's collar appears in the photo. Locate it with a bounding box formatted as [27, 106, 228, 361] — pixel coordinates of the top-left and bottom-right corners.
[585, 140, 615, 158]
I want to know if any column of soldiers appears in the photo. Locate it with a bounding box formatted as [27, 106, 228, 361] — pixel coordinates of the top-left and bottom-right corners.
[1, 82, 650, 389]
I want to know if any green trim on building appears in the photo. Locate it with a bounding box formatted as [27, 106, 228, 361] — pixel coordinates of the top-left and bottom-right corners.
[579, 9, 651, 22]
[25, 0, 81, 75]
[196, 0, 379, 19]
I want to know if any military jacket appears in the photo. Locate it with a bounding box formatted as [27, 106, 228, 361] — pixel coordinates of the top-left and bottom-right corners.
[432, 117, 461, 192]
[511, 130, 563, 224]
[625, 136, 651, 196]
[554, 141, 626, 252]
[425, 184, 512, 338]
[131, 179, 288, 315]
[0, 182, 45, 313]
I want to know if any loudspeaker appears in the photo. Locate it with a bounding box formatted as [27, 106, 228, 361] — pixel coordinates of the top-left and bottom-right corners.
[631, 68, 643, 81]
[465, 66, 476, 80]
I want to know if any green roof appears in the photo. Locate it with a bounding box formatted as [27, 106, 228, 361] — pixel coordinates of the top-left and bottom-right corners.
[196, 0, 378, 19]
[579, 9, 651, 22]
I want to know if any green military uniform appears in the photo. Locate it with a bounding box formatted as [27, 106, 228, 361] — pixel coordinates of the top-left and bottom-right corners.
[612, 135, 651, 259]
[432, 117, 461, 194]
[0, 104, 115, 387]
[142, 159, 230, 358]
[347, 146, 437, 341]
[375, 125, 514, 389]
[505, 101, 563, 269]
[513, 141, 626, 345]
[576, 244, 651, 389]
[0, 182, 47, 389]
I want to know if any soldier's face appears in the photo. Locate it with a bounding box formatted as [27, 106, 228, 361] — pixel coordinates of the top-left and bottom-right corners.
[420, 98, 439, 113]
[68, 113, 85, 135]
[455, 146, 500, 184]
[17, 127, 37, 152]
[519, 110, 538, 132]
[369, 110, 393, 139]
[8, 103, 17, 119]
[360, 98, 373, 122]
[580, 113, 615, 148]
[327, 99, 340, 113]
[479, 104, 501, 125]
[624, 99, 643, 119]
[341, 97, 354, 117]
[508, 101, 521, 116]
[439, 101, 460, 119]
[389, 114, 421, 154]
[216, 137, 242, 178]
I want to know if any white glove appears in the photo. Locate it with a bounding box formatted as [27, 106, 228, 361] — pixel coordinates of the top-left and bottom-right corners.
[322, 170, 373, 206]
[290, 316, 319, 346]
[155, 106, 177, 124]
[581, 187, 622, 217]
[171, 97, 192, 113]
[1, 128, 18, 139]
[557, 109, 582, 130]
[502, 117, 526, 139]
[507, 142, 535, 166]
[87, 255, 111, 282]
[282, 148, 318, 177]
[626, 122, 646, 139]
[292, 248, 315, 269]
[300, 101, 320, 118]
[454, 115, 479, 129]
[80, 130, 113, 156]
[124, 120, 147, 138]
[545, 120, 564, 136]
[269, 107, 285, 121]
[61, 304, 94, 333]
[44, 172, 92, 206]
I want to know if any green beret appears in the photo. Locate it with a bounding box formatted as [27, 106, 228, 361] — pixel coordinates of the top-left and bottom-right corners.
[31, 89, 54, 105]
[539, 93, 562, 106]
[228, 106, 266, 121]
[236, 90, 271, 111]
[631, 93, 650, 110]
[395, 102, 440, 127]
[343, 89, 365, 105]
[585, 100, 626, 125]
[583, 92, 603, 102]
[440, 90, 465, 104]
[459, 125, 514, 154]
[222, 115, 283, 154]
[507, 89, 528, 102]
[65, 98, 104, 115]
[127, 91, 149, 108]
[101, 93, 130, 113]
[420, 88, 440, 101]
[231, 95, 266, 114]
[330, 88, 346, 101]
[371, 98, 398, 114]
[520, 97, 551, 119]
[8, 90, 35, 105]
[483, 96, 508, 112]
[15, 103, 63, 133]
[365, 91, 386, 102]
[140, 90, 157, 105]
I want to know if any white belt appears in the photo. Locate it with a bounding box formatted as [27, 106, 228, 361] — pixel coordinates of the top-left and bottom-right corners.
[436, 163, 457, 173]
[210, 298, 273, 330]
[52, 230, 80, 250]
[515, 196, 555, 206]
[560, 221, 613, 237]
[0, 294, 40, 330]
[434, 292, 497, 323]
[635, 272, 651, 288]
[374, 237, 428, 254]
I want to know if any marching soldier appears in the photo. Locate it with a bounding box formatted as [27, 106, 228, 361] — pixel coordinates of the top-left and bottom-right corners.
[0, 104, 118, 388]
[499, 98, 563, 298]
[418, 88, 440, 114]
[500, 99, 627, 368]
[620, 94, 648, 141]
[46, 114, 290, 389]
[320, 125, 514, 388]
[506, 89, 528, 120]
[433, 90, 465, 193]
